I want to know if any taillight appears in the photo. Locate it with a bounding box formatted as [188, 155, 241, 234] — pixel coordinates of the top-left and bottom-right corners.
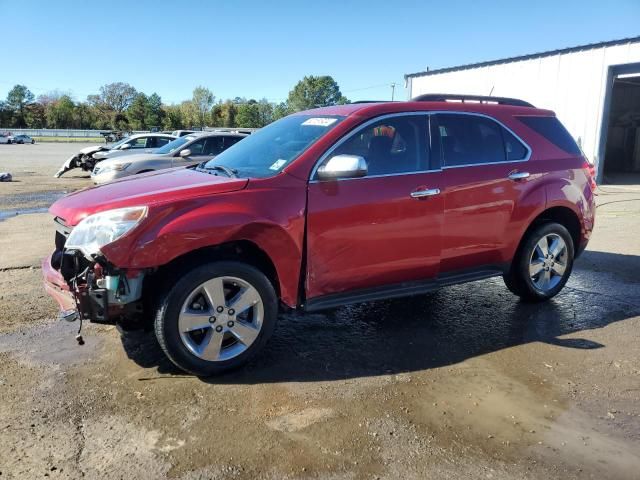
[582, 159, 596, 193]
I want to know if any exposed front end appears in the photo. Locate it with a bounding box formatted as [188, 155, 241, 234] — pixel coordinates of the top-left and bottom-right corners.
[43, 210, 148, 327]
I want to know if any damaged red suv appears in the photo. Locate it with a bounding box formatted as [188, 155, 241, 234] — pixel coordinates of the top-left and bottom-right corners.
[43, 94, 595, 376]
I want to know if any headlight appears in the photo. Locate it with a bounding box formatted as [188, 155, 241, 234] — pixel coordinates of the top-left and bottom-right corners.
[98, 162, 131, 173]
[65, 206, 147, 257]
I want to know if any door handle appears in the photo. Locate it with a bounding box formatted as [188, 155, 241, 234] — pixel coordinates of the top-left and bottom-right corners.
[508, 171, 530, 181]
[410, 188, 440, 199]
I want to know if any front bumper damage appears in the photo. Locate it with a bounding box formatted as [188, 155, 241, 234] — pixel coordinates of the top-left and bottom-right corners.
[42, 218, 147, 326]
[43, 248, 146, 325]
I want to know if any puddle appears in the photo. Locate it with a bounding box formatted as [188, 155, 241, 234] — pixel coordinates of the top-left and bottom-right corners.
[0, 206, 50, 221]
[0, 190, 67, 221]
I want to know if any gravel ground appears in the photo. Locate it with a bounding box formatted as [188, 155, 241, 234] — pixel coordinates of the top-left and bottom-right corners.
[0, 143, 639, 479]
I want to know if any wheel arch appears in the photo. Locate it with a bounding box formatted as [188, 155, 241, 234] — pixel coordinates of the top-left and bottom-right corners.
[149, 240, 281, 302]
[516, 206, 582, 263]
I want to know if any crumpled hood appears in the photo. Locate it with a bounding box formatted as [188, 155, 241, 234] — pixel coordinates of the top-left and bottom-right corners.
[50, 168, 249, 226]
[78, 145, 109, 155]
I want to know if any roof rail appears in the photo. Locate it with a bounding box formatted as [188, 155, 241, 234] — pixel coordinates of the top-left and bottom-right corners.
[350, 100, 397, 104]
[412, 94, 534, 108]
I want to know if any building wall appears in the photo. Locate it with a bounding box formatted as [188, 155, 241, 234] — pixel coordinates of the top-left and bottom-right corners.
[409, 42, 640, 172]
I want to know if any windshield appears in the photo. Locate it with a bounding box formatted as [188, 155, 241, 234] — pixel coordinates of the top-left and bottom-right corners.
[202, 115, 344, 178]
[109, 137, 130, 150]
[155, 135, 194, 154]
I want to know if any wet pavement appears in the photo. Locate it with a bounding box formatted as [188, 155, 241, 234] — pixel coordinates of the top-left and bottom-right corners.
[0, 144, 639, 479]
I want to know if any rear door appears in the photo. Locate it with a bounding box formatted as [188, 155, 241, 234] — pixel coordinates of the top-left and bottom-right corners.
[306, 113, 443, 299]
[432, 113, 531, 272]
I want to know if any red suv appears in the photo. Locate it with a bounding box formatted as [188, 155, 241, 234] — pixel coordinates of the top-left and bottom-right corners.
[43, 95, 596, 376]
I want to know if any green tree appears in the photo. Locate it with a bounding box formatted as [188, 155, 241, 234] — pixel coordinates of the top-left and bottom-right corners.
[179, 100, 198, 128]
[273, 102, 289, 121]
[162, 104, 183, 129]
[25, 103, 46, 128]
[6, 85, 35, 127]
[192, 86, 215, 127]
[127, 92, 149, 130]
[223, 101, 237, 128]
[286, 76, 348, 112]
[236, 100, 261, 128]
[0, 102, 13, 127]
[145, 93, 164, 128]
[45, 95, 76, 128]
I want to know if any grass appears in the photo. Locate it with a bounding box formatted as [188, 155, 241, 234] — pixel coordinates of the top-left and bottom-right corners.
[32, 136, 106, 143]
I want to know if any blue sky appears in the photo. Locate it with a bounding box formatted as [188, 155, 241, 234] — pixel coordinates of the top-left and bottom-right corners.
[1, 0, 639, 105]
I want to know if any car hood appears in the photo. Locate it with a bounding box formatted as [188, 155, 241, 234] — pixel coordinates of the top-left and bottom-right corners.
[79, 145, 109, 155]
[94, 148, 157, 160]
[50, 168, 249, 226]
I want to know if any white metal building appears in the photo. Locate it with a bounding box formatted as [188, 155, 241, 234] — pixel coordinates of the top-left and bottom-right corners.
[405, 37, 640, 183]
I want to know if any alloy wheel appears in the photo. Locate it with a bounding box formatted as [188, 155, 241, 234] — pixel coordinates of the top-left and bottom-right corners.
[178, 276, 264, 361]
[529, 233, 568, 293]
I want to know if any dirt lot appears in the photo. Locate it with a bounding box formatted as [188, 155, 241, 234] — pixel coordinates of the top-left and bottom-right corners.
[0, 143, 639, 479]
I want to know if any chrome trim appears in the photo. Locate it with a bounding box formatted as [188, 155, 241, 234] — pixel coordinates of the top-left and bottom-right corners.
[508, 171, 531, 180]
[308, 110, 532, 182]
[410, 188, 440, 198]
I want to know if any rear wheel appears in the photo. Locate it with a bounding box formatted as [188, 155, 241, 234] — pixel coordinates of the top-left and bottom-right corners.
[154, 261, 278, 376]
[504, 222, 574, 302]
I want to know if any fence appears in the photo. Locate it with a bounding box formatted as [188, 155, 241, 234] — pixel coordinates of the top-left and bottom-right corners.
[0, 128, 149, 138]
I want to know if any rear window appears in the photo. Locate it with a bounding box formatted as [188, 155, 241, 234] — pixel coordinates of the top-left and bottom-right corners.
[518, 116, 581, 155]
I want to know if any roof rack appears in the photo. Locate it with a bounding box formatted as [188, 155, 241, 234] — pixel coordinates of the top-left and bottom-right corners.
[350, 100, 396, 104]
[412, 94, 534, 108]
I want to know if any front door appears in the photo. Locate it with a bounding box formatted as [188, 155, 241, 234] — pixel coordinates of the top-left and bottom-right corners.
[306, 114, 443, 299]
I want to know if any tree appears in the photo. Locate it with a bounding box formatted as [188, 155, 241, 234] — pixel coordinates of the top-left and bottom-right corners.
[162, 104, 183, 130]
[191, 86, 215, 127]
[273, 102, 289, 121]
[286, 76, 348, 112]
[99, 82, 137, 113]
[179, 100, 198, 128]
[127, 93, 149, 130]
[6, 85, 35, 127]
[46, 95, 76, 128]
[25, 103, 46, 128]
[145, 93, 164, 128]
[236, 101, 261, 128]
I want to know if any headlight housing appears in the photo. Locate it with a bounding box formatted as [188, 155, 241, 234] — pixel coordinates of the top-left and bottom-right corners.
[65, 206, 147, 257]
[99, 162, 131, 173]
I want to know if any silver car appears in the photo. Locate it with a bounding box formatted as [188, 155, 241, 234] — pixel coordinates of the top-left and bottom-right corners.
[92, 133, 176, 161]
[91, 132, 247, 184]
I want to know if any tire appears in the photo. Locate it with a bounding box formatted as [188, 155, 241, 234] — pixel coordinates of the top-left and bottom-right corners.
[31, 140, 35, 144]
[154, 261, 278, 376]
[503, 222, 574, 302]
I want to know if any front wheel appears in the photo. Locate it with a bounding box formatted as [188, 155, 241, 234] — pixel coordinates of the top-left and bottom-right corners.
[154, 261, 278, 376]
[504, 222, 574, 302]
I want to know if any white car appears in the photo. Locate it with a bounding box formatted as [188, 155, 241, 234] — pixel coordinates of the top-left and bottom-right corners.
[54, 133, 176, 177]
[0, 133, 13, 144]
[91, 132, 247, 184]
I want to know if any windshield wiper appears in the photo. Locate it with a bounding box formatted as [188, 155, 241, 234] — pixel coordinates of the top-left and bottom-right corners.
[197, 163, 238, 178]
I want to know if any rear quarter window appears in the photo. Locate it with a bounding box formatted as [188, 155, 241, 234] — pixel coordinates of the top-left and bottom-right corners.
[518, 116, 581, 155]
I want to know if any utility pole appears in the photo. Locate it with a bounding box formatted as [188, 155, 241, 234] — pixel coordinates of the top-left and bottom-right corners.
[390, 82, 396, 101]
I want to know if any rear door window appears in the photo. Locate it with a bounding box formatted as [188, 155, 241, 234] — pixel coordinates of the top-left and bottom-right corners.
[433, 114, 506, 167]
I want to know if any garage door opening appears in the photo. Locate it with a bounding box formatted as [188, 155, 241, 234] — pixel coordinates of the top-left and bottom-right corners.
[602, 74, 640, 184]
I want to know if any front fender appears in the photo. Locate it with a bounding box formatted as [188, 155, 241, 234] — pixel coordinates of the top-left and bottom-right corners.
[101, 179, 307, 307]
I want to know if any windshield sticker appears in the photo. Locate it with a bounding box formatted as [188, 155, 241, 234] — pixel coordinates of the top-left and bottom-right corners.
[302, 117, 337, 127]
[269, 159, 287, 170]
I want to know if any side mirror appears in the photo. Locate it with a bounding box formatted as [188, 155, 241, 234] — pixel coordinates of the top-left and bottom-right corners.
[317, 154, 367, 180]
[179, 149, 191, 158]
[120, 143, 131, 150]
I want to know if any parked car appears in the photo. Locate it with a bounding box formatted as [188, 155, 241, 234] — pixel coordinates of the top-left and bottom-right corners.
[0, 133, 13, 144]
[92, 133, 177, 161]
[170, 130, 198, 137]
[43, 95, 596, 376]
[91, 131, 247, 184]
[54, 133, 177, 178]
[11, 134, 35, 144]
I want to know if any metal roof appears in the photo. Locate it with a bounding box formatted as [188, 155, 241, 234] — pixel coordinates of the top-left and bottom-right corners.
[405, 35, 640, 80]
